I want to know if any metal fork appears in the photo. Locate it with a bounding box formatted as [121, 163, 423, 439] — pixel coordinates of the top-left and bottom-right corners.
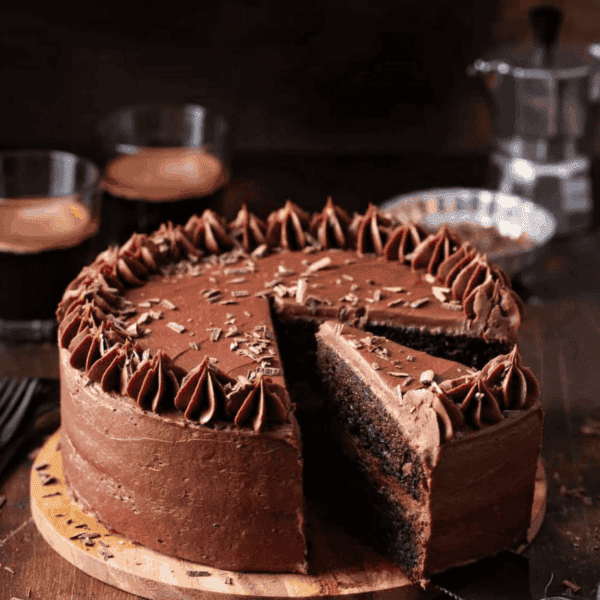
[0, 376, 39, 473]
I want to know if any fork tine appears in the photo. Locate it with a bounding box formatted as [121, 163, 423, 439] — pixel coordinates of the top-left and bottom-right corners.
[0, 378, 39, 446]
[0, 376, 20, 421]
[0, 376, 14, 397]
[0, 377, 29, 428]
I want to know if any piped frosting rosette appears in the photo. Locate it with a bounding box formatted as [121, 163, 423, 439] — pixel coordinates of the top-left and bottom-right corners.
[424, 345, 540, 442]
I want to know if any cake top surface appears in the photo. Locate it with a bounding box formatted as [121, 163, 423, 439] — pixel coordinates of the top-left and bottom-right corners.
[56, 200, 532, 442]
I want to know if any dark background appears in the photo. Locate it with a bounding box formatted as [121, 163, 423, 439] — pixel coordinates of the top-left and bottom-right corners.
[0, 1, 499, 164]
[2, 1, 598, 190]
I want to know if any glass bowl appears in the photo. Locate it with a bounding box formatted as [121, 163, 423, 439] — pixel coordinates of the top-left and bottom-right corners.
[379, 188, 557, 276]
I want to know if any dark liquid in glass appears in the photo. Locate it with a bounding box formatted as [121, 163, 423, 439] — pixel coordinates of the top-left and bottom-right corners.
[0, 197, 99, 339]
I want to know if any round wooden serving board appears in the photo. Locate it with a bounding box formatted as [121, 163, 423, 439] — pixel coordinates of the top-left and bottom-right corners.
[31, 431, 547, 600]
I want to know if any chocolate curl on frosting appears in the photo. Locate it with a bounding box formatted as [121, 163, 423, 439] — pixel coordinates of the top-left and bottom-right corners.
[184, 210, 235, 255]
[265, 200, 311, 250]
[309, 197, 354, 250]
[126, 351, 180, 413]
[480, 345, 540, 410]
[174, 357, 235, 424]
[383, 221, 426, 263]
[409, 225, 460, 273]
[353, 204, 397, 256]
[226, 374, 290, 433]
[228, 203, 267, 252]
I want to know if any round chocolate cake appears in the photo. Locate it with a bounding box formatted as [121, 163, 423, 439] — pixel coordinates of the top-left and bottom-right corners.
[56, 198, 543, 582]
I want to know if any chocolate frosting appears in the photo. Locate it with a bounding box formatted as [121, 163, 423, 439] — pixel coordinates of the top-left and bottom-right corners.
[57, 202, 526, 439]
[353, 203, 398, 256]
[226, 374, 291, 432]
[309, 197, 354, 250]
[480, 345, 540, 410]
[126, 351, 180, 412]
[437, 345, 539, 439]
[266, 200, 311, 250]
[228, 203, 267, 252]
[174, 356, 234, 423]
[409, 225, 460, 273]
[184, 210, 235, 254]
[383, 221, 427, 263]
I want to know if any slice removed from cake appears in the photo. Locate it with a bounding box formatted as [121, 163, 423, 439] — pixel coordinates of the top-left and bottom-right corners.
[315, 320, 543, 583]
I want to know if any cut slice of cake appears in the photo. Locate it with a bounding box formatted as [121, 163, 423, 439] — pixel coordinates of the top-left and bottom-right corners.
[315, 320, 543, 583]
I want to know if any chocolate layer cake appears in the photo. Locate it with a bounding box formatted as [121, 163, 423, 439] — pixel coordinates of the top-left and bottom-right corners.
[56, 199, 541, 580]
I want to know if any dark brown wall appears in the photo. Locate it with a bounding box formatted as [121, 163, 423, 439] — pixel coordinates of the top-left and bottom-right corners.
[3, 1, 593, 160]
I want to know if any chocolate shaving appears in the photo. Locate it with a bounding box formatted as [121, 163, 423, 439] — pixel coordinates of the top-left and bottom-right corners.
[296, 278, 308, 305]
[38, 473, 59, 486]
[126, 323, 139, 337]
[410, 297, 430, 309]
[305, 256, 332, 273]
[257, 366, 282, 376]
[432, 286, 451, 302]
[419, 370, 435, 385]
[396, 385, 403, 403]
[387, 298, 405, 308]
[160, 299, 177, 310]
[209, 328, 222, 342]
[442, 301, 463, 312]
[137, 312, 152, 325]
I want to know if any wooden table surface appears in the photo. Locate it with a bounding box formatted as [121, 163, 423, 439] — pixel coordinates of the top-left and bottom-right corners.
[1, 154, 600, 600]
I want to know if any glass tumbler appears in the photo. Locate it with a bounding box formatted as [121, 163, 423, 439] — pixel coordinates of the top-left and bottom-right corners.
[97, 102, 231, 246]
[0, 150, 101, 341]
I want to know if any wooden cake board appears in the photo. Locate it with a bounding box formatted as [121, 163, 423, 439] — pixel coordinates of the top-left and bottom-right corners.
[31, 431, 547, 600]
